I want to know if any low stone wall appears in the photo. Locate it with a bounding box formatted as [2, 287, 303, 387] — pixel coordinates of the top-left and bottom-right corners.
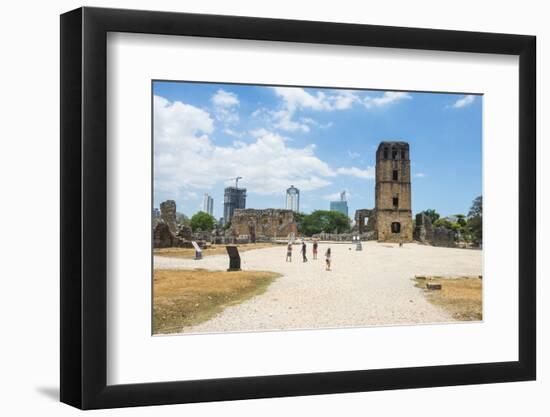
[311, 231, 376, 241]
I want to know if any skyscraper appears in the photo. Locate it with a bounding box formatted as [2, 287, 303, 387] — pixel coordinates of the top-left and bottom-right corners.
[330, 190, 349, 217]
[223, 186, 246, 224]
[201, 193, 214, 216]
[286, 185, 300, 212]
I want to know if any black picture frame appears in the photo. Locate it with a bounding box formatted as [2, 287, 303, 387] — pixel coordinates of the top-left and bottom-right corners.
[60, 6, 536, 410]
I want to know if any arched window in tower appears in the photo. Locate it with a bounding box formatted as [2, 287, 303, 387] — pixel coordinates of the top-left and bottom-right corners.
[391, 222, 401, 233]
[383, 147, 388, 159]
[393, 169, 398, 181]
[401, 149, 406, 159]
[392, 196, 399, 208]
[392, 148, 398, 159]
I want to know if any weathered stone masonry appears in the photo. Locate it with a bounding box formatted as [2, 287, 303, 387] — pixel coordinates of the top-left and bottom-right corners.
[374, 141, 413, 242]
[353, 141, 413, 242]
[230, 209, 297, 242]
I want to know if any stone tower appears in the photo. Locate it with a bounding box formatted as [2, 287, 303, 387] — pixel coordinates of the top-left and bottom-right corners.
[374, 141, 413, 242]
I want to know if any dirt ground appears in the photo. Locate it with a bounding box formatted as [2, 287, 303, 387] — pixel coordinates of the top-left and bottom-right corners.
[153, 268, 281, 334]
[414, 276, 482, 321]
[154, 241, 483, 334]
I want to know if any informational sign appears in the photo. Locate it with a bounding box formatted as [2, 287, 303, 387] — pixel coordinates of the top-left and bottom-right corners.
[225, 245, 241, 271]
[192, 241, 202, 260]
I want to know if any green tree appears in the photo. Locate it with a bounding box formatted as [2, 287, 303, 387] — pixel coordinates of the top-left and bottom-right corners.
[300, 210, 350, 236]
[454, 214, 467, 227]
[294, 212, 306, 234]
[467, 196, 482, 244]
[190, 211, 216, 232]
[422, 209, 440, 225]
[468, 196, 482, 217]
[434, 217, 459, 231]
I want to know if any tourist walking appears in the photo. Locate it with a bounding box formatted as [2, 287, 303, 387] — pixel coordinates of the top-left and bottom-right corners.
[301, 241, 308, 262]
[325, 247, 331, 271]
[312, 240, 318, 260]
[286, 243, 293, 262]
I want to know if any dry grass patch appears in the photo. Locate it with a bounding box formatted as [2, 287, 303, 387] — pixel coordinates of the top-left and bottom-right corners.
[154, 242, 280, 259]
[414, 276, 482, 321]
[153, 268, 281, 334]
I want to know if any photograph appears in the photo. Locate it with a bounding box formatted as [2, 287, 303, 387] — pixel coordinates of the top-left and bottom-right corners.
[152, 81, 483, 335]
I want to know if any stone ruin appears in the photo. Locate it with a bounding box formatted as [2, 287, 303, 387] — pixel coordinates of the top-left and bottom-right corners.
[153, 200, 197, 248]
[229, 208, 297, 242]
[413, 212, 456, 248]
[352, 209, 377, 240]
[413, 212, 434, 243]
[349, 142, 413, 243]
[432, 227, 457, 248]
[159, 200, 177, 234]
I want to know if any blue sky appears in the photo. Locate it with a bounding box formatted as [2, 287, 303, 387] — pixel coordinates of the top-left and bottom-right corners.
[153, 81, 482, 220]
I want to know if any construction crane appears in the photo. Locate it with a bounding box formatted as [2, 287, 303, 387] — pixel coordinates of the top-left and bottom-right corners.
[227, 176, 243, 188]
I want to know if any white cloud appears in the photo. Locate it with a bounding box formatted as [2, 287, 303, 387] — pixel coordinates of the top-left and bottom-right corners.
[271, 109, 311, 132]
[154, 96, 336, 201]
[211, 89, 240, 123]
[184, 191, 198, 199]
[212, 89, 239, 107]
[331, 91, 360, 110]
[267, 87, 362, 132]
[263, 87, 411, 133]
[224, 128, 244, 138]
[336, 166, 375, 179]
[347, 150, 360, 159]
[155, 93, 396, 206]
[414, 172, 426, 178]
[363, 91, 411, 109]
[451, 95, 476, 109]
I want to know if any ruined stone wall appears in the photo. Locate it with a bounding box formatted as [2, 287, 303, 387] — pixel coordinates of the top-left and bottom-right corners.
[432, 227, 456, 248]
[153, 200, 197, 248]
[414, 212, 434, 243]
[354, 209, 376, 235]
[231, 209, 297, 240]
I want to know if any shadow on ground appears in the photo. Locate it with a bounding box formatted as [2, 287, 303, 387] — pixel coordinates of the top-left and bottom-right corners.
[35, 386, 59, 401]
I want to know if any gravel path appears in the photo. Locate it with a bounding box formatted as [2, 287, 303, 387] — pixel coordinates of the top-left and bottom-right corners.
[154, 242, 482, 333]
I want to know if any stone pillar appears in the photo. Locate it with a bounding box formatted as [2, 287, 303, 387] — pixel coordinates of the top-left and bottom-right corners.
[160, 200, 177, 234]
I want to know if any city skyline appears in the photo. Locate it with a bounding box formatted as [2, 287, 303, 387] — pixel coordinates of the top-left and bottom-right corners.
[201, 193, 213, 216]
[153, 81, 482, 219]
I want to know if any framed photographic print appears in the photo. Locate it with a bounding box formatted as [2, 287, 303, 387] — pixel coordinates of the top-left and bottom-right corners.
[60, 7, 536, 409]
